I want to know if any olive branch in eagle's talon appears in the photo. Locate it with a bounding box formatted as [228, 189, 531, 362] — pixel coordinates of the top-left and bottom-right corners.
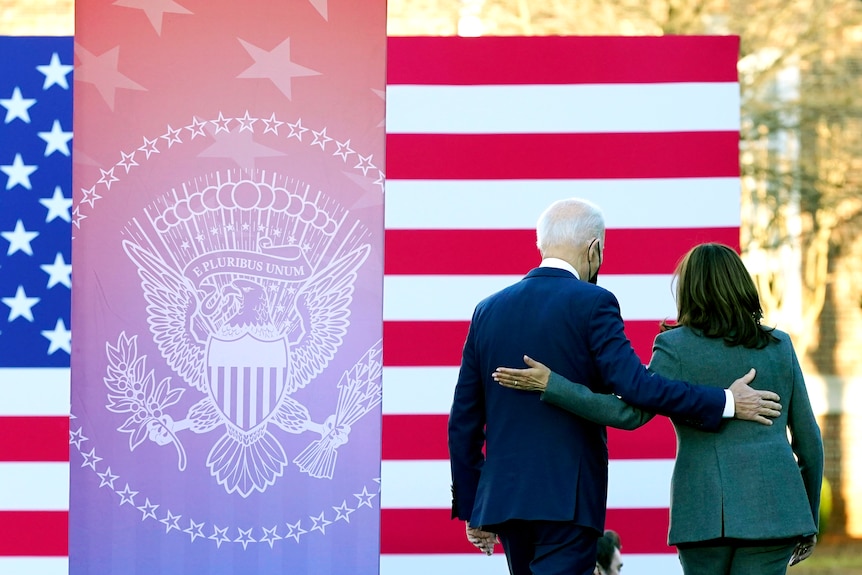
[104, 331, 188, 471]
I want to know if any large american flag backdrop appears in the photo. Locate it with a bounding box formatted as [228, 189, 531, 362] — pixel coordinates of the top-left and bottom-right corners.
[0, 33, 740, 575]
[380, 36, 741, 575]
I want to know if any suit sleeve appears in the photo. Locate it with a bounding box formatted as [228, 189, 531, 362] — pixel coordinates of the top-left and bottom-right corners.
[447, 313, 486, 521]
[541, 372, 655, 430]
[786, 341, 824, 531]
[588, 289, 725, 430]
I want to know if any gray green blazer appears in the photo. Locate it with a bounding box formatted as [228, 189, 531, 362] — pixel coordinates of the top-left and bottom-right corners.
[540, 326, 823, 545]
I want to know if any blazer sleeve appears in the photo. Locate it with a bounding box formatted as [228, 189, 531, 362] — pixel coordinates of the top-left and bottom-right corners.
[541, 372, 655, 430]
[787, 341, 824, 531]
[447, 312, 486, 522]
[587, 289, 725, 431]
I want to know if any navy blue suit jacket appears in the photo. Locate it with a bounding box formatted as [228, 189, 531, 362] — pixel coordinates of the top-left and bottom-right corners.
[448, 266, 726, 532]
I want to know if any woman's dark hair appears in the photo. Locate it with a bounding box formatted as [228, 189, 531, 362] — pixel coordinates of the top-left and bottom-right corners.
[661, 243, 778, 349]
[596, 531, 620, 571]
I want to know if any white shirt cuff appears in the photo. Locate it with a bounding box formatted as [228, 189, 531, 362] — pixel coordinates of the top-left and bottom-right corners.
[723, 389, 735, 418]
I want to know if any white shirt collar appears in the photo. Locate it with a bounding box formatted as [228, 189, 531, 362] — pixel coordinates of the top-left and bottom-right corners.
[540, 257, 579, 279]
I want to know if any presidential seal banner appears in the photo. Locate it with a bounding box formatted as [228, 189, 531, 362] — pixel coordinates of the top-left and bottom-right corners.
[70, 2, 385, 573]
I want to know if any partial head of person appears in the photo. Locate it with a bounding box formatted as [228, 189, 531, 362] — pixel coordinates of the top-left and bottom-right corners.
[536, 198, 605, 284]
[665, 242, 777, 349]
[594, 530, 623, 575]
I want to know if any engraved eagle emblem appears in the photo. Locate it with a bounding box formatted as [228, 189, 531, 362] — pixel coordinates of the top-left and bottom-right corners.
[121, 237, 371, 498]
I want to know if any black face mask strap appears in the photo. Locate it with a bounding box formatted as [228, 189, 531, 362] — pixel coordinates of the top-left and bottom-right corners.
[587, 237, 602, 285]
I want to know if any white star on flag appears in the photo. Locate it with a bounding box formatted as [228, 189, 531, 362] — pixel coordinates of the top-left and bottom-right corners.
[40, 252, 72, 289]
[39, 186, 73, 223]
[38, 120, 73, 156]
[2, 285, 40, 321]
[1, 87, 37, 123]
[41, 317, 71, 354]
[2, 219, 39, 255]
[1, 153, 38, 190]
[36, 52, 74, 90]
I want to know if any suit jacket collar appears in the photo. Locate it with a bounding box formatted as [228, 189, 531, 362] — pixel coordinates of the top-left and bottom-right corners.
[539, 257, 579, 278]
[525, 266, 578, 280]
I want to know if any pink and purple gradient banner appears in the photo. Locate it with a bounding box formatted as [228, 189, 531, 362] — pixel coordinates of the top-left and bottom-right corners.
[70, 1, 385, 572]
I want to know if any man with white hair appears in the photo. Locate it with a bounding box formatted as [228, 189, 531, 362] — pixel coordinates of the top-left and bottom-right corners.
[448, 198, 781, 575]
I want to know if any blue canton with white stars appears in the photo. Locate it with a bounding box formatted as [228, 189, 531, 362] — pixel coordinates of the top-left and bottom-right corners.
[0, 37, 73, 367]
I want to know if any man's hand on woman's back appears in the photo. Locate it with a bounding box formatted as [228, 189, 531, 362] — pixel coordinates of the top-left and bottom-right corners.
[729, 369, 782, 425]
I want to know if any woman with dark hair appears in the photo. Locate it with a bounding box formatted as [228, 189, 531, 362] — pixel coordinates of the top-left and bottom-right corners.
[595, 530, 622, 575]
[493, 243, 823, 575]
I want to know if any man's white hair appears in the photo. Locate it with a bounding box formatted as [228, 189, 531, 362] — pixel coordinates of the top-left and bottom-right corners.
[536, 198, 605, 254]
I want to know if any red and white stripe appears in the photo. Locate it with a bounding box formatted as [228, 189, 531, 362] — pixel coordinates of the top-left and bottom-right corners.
[381, 35, 740, 574]
[0, 368, 70, 574]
